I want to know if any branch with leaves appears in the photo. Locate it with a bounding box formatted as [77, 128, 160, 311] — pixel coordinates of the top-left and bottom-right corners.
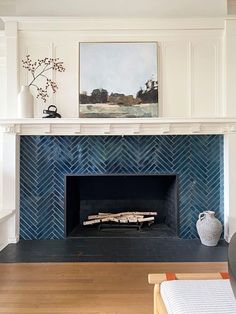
[22, 55, 65, 102]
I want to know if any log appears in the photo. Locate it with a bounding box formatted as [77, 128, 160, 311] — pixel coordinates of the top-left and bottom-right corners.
[98, 212, 112, 216]
[88, 211, 157, 220]
[110, 218, 120, 223]
[83, 217, 111, 225]
[128, 218, 138, 223]
[137, 217, 155, 222]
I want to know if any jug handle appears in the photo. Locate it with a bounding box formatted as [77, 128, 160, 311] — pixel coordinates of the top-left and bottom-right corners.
[199, 212, 206, 221]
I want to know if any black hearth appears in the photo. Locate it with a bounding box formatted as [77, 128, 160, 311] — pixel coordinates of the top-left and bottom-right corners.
[65, 174, 178, 238]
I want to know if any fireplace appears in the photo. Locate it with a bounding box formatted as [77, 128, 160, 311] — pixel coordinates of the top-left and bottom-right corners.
[65, 174, 178, 238]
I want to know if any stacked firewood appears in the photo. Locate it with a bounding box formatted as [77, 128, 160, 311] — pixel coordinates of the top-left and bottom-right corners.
[83, 211, 157, 225]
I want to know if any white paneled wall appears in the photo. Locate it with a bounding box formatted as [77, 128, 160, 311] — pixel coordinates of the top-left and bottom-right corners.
[0, 61, 6, 118]
[0, 131, 3, 210]
[18, 24, 224, 119]
[225, 19, 236, 117]
[0, 32, 6, 118]
[0, 32, 6, 210]
[54, 43, 79, 118]
[191, 38, 222, 117]
[162, 40, 190, 117]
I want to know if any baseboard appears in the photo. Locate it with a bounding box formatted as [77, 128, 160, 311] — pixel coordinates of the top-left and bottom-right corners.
[0, 236, 19, 252]
[0, 241, 9, 251]
[8, 236, 19, 243]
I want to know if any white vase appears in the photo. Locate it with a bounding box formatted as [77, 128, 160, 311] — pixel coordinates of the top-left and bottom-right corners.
[196, 211, 222, 246]
[17, 85, 34, 118]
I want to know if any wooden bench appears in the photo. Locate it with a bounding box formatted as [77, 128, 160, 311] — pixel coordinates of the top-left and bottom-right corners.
[148, 272, 236, 314]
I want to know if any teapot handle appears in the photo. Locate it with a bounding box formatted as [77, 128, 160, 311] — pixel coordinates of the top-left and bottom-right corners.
[199, 212, 206, 221]
[48, 105, 57, 113]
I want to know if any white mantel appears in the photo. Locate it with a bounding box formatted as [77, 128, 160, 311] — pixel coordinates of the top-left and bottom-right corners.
[0, 117, 236, 249]
[1, 118, 236, 136]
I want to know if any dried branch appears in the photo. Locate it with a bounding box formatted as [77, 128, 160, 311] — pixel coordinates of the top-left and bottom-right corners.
[22, 55, 65, 102]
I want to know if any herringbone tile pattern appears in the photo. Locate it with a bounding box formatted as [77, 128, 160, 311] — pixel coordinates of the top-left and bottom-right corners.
[20, 135, 224, 239]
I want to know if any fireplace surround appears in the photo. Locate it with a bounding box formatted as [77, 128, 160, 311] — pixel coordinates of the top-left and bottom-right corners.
[19, 134, 224, 240]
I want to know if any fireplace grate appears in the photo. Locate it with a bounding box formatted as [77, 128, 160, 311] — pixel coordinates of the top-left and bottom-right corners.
[98, 221, 153, 231]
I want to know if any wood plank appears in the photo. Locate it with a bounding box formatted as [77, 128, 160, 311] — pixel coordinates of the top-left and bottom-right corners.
[0, 262, 227, 314]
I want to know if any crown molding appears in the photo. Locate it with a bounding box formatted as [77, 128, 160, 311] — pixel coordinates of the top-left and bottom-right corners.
[0, 16, 225, 31]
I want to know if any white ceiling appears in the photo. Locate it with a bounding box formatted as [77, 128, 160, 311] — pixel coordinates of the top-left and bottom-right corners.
[0, 0, 227, 18]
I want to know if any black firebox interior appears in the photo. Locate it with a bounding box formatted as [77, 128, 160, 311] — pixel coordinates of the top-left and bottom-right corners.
[65, 174, 178, 238]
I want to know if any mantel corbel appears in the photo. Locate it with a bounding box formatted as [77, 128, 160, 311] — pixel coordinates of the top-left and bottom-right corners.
[160, 124, 171, 134]
[43, 124, 52, 134]
[229, 124, 236, 133]
[103, 124, 111, 135]
[132, 124, 141, 134]
[73, 124, 82, 134]
[191, 124, 202, 133]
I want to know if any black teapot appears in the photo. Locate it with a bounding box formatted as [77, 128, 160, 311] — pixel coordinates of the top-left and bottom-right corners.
[43, 105, 61, 118]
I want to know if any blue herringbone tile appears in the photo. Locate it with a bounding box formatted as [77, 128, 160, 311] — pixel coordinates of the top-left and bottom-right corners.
[20, 135, 224, 240]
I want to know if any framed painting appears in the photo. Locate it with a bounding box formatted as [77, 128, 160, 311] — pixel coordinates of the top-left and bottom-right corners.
[79, 42, 158, 118]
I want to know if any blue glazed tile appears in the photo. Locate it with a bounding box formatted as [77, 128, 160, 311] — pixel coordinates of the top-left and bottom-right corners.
[20, 135, 224, 240]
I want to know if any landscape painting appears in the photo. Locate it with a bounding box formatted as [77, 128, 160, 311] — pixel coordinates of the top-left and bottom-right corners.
[79, 42, 158, 118]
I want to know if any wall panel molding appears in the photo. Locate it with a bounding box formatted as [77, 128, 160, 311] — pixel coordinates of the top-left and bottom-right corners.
[18, 28, 223, 119]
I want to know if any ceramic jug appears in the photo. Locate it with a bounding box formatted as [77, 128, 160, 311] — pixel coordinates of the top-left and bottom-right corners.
[196, 211, 222, 246]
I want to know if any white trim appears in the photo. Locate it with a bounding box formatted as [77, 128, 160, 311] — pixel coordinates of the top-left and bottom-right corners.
[224, 135, 229, 242]
[0, 118, 236, 136]
[0, 242, 8, 252]
[0, 17, 225, 31]
[0, 211, 18, 251]
[0, 209, 15, 223]
[2, 117, 236, 124]
[8, 236, 19, 243]
[187, 41, 192, 117]
[5, 21, 18, 118]
[225, 16, 236, 20]
[223, 134, 236, 242]
[222, 24, 227, 117]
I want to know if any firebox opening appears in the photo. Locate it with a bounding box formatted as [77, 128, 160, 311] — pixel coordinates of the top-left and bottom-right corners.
[65, 174, 178, 238]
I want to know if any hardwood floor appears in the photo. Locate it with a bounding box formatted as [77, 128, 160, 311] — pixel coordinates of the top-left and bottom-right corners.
[0, 262, 227, 314]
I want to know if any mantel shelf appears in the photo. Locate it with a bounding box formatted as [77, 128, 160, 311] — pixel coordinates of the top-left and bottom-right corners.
[1, 118, 236, 136]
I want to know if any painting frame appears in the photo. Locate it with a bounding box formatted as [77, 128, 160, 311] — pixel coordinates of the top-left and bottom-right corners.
[79, 41, 159, 118]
